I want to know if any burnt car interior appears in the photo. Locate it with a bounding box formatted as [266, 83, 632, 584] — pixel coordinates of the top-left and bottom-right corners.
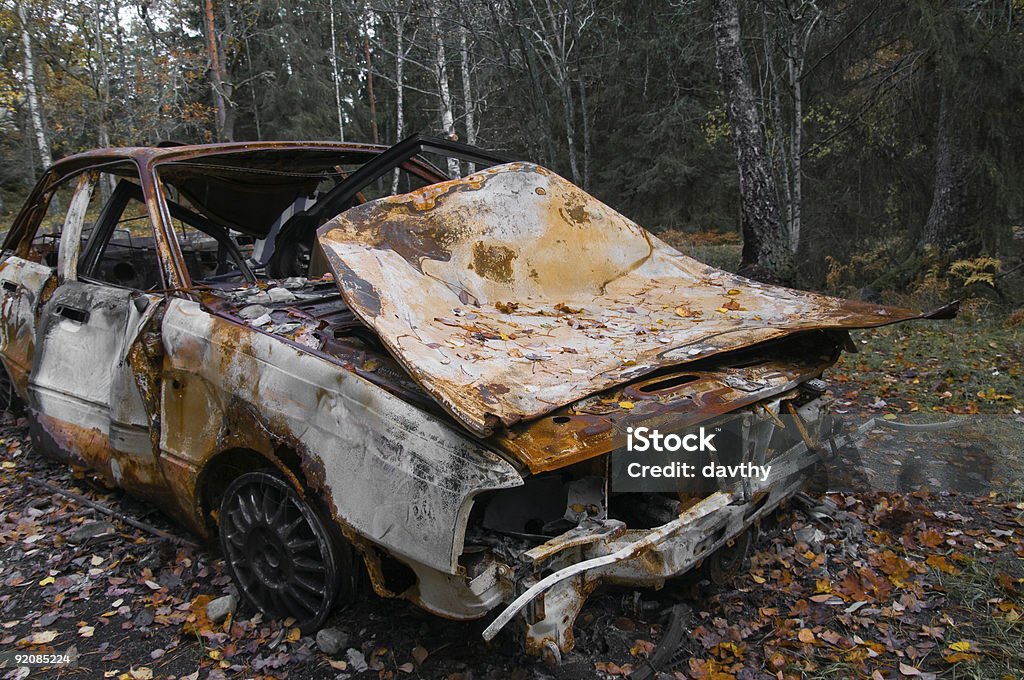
[156, 136, 510, 283]
[158, 137, 511, 409]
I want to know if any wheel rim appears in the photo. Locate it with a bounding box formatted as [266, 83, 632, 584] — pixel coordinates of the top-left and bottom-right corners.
[220, 471, 339, 631]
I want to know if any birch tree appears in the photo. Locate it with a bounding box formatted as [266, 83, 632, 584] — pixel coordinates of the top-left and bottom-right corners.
[17, 0, 51, 170]
[457, 13, 476, 172]
[328, 0, 345, 141]
[526, 0, 594, 186]
[429, 0, 460, 177]
[712, 0, 792, 279]
[391, 5, 406, 191]
[758, 0, 823, 255]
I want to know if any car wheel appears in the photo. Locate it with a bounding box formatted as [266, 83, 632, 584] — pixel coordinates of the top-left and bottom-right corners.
[219, 470, 355, 631]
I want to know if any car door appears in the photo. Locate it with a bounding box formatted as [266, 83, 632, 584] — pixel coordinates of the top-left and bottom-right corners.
[27, 170, 166, 495]
[0, 255, 55, 403]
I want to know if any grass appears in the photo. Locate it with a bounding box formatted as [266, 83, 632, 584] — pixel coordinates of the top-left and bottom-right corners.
[935, 556, 1024, 679]
[835, 313, 1023, 415]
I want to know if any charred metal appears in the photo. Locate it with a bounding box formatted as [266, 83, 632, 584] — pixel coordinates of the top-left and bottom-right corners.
[0, 136, 949, 657]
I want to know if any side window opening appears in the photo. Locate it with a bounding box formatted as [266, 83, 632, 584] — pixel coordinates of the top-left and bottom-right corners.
[76, 173, 163, 291]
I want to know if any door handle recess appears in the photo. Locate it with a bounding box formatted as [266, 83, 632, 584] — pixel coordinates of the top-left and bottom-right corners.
[54, 304, 89, 323]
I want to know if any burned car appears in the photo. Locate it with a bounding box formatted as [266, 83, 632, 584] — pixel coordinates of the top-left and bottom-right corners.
[0, 136, 946, 660]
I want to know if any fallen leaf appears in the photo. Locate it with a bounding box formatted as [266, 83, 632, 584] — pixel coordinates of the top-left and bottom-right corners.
[26, 630, 58, 645]
[926, 555, 959, 574]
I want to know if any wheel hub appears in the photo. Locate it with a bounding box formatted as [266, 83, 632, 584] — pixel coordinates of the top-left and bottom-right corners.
[249, 525, 292, 587]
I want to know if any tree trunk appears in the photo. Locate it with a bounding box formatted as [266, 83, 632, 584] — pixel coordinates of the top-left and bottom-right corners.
[203, 0, 233, 141]
[920, 89, 969, 250]
[711, 0, 792, 280]
[93, 0, 116, 198]
[431, 3, 460, 178]
[329, 0, 344, 141]
[787, 32, 802, 255]
[559, 73, 581, 186]
[459, 20, 476, 172]
[17, 1, 51, 171]
[578, 76, 591, 192]
[364, 34, 378, 144]
[392, 11, 405, 193]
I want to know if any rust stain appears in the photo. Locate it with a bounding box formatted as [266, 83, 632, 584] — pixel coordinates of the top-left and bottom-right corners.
[470, 242, 516, 283]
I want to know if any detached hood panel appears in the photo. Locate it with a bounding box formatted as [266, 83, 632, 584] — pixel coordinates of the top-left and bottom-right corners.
[317, 162, 937, 437]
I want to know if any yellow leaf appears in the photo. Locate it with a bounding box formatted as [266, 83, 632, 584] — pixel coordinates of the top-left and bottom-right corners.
[727, 289, 741, 295]
[1, 461, 14, 469]
[927, 555, 959, 574]
[285, 626, 301, 642]
[129, 668, 153, 680]
[751, 574, 766, 584]
[618, 401, 635, 409]
[78, 625, 95, 638]
[38, 576, 55, 586]
[208, 650, 221, 661]
[949, 641, 972, 653]
[28, 630, 58, 644]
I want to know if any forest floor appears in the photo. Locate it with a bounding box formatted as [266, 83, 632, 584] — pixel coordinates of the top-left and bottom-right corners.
[0, 315, 1021, 680]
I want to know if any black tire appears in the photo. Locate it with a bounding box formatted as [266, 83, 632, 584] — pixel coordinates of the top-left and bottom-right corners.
[219, 470, 357, 632]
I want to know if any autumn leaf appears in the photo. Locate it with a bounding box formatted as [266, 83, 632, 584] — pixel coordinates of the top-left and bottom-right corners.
[23, 630, 57, 645]
[926, 554, 959, 574]
[630, 639, 655, 657]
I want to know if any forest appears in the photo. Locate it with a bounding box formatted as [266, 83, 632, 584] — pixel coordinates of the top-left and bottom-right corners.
[1, 3, 1023, 679]
[1, 0, 1022, 297]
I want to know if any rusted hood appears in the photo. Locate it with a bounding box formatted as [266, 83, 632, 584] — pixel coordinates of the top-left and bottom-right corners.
[317, 162, 939, 437]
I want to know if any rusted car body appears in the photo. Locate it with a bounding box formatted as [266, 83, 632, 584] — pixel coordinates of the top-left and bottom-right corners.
[0, 136, 944, 659]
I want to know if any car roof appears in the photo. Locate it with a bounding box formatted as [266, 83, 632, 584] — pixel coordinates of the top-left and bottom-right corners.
[48, 141, 391, 178]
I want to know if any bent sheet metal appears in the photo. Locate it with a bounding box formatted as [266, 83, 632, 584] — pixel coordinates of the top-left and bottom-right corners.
[318, 162, 940, 437]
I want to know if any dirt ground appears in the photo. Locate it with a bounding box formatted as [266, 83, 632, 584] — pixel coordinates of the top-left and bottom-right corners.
[1, 320, 1022, 680]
